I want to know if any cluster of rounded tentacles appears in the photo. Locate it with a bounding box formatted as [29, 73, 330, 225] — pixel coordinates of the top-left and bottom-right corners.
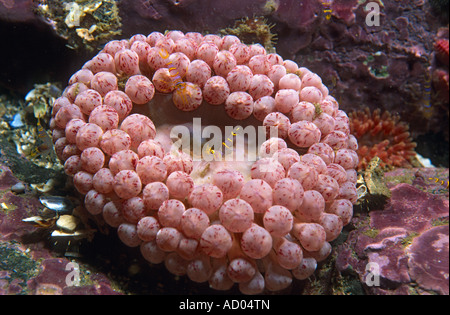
[50, 30, 359, 294]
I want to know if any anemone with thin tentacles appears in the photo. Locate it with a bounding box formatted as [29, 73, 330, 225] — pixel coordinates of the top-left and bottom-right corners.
[349, 107, 417, 170]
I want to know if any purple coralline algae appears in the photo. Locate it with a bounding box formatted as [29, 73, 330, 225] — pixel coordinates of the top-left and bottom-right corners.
[0, 164, 120, 295]
[336, 168, 449, 295]
[407, 225, 448, 295]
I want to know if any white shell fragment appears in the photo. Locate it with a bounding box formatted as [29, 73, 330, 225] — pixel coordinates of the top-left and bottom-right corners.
[56, 214, 80, 233]
[39, 195, 75, 213]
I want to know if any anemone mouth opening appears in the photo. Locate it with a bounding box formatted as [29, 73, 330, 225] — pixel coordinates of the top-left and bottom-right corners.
[133, 93, 260, 131]
[131, 93, 285, 171]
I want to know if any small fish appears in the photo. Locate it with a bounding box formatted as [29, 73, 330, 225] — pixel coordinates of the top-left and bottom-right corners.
[39, 195, 75, 213]
[321, 0, 333, 20]
[428, 177, 449, 189]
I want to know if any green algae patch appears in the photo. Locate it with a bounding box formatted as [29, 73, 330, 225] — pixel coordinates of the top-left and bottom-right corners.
[0, 242, 40, 294]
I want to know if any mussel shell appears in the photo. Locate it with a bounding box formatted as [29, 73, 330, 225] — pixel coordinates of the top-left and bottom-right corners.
[39, 195, 75, 213]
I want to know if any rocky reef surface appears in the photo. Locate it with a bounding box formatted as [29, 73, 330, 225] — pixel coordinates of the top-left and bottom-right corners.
[1, 0, 448, 164]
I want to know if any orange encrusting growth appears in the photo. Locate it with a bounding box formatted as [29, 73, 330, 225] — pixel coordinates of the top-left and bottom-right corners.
[349, 108, 417, 170]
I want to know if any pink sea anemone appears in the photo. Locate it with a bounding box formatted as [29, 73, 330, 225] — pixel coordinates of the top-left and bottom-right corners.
[51, 30, 358, 294]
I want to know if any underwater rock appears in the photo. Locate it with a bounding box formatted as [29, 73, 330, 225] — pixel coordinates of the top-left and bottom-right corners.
[0, 167, 42, 241]
[0, 0, 35, 23]
[0, 2, 76, 93]
[0, 163, 121, 295]
[384, 167, 449, 200]
[118, 0, 268, 35]
[26, 257, 120, 295]
[330, 0, 360, 25]
[336, 168, 449, 295]
[407, 225, 449, 295]
[428, 0, 450, 22]
[272, 0, 321, 30]
[355, 157, 392, 211]
[36, 0, 122, 52]
[370, 183, 448, 236]
[277, 1, 448, 142]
